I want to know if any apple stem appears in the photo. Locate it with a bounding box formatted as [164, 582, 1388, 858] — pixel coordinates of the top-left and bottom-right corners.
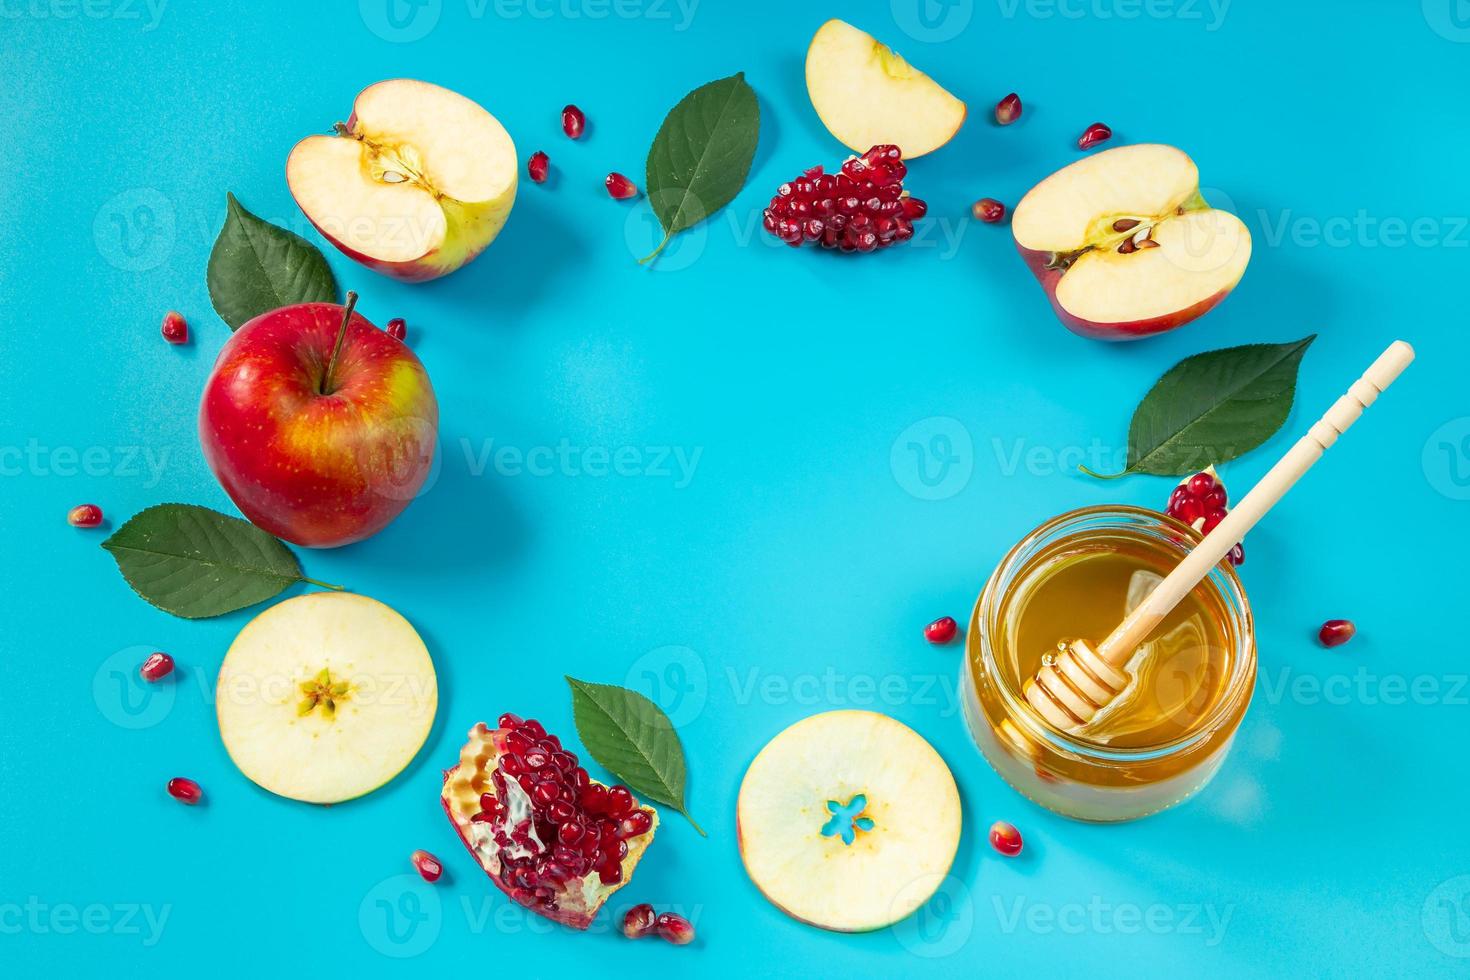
[301, 576, 346, 592]
[321, 291, 358, 396]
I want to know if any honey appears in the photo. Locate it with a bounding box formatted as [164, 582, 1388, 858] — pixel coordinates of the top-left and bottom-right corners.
[962, 506, 1255, 822]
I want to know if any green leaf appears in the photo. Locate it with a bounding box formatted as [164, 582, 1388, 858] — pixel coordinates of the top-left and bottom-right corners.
[207, 193, 337, 330]
[1084, 336, 1317, 478]
[101, 504, 340, 618]
[565, 676, 705, 835]
[641, 72, 760, 264]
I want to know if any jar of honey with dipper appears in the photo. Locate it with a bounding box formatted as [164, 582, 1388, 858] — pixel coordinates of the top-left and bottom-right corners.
[961, 341, 1414, 821]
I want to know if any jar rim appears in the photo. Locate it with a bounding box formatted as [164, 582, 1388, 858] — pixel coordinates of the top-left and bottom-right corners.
[973, 504, 1256, 762]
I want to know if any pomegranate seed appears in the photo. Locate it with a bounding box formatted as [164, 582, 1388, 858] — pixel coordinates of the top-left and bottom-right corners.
[139, 652, 174, 682]
[561, 104, 585, 139]
[655, 912, 695, 945]
[67, 504, 103, 528]
[1187, 472, 1216, 496]
[528, 150, 550, 183]
[619, 809, 653, 839]
[923, 616, 958, 645]
[1227, 542, 1245, 566]
[989, 820, 1023, 856]
[161, 310, 188, 344]
[606, 785, 635, 818]
[763, 145, 922, 252]
[521, 719, 546, 738]
[623, 903, 657, 939]
[605, 172, 639, 200]
[385, 318, 407, 342]
[167, 777, 202, 805]
[1078, 122, 1113, 150]
[994, 92, 1022, 126]
[498, 712, 523, 729]
[972, 198, 1007, 223]
[1318, 619, 1356, 648]
[1201, 508, 1228, 534]
[411, 849, 443, 882]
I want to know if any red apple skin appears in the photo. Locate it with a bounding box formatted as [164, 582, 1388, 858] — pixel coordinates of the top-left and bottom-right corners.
[1015, 240, 1236, 342]
[199, 302, 438, 548]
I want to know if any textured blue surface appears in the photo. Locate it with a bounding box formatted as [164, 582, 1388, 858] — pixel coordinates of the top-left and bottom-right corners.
[3, 1, 1469, 976]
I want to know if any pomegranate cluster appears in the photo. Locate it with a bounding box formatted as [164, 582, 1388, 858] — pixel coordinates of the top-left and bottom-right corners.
[763, 144, 926, 252]
[470, 713, 653, 915]
[1166, 469, 1244, 566]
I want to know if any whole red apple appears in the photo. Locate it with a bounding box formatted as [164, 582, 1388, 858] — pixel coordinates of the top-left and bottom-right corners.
[199, 295, 438, 548]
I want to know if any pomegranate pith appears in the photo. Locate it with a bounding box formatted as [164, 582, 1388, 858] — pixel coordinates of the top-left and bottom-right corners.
[167, 777, 202, 805]
[762, 145, 924, 252]
[67, 504, 103, 528]
[924, 616, 958, 645]
[562, 105, 585, 139]
[1318, 619, 1356, 648]
[161, 311, 189, 344]
[989, 820, 1023, 856]
[140, 652, 174, 682]
[411, 849, 444, 882]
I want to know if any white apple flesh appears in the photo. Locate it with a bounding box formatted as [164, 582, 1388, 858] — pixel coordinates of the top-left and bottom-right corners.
[805, 19, 966, 160]
[737, 710, 962, 932]
[1012, 144, 1251, 340]
[215, 592, 438, 804]
[287, 79, 517, 282]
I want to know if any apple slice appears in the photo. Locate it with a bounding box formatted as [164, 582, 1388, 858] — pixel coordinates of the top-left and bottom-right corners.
[286, 78, 517, 283]
[805, 19, 966, 160]
[737, 710, 961, 932]
[1012, 143, 1252, 340]
[216, 592, 438, 804]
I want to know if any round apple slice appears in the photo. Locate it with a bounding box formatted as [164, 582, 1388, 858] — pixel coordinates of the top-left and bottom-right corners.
[216, 592, 438, 804]
[737, 710, 962, 932]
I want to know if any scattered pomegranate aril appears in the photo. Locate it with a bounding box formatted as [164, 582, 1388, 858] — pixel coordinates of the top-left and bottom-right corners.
[655, 911, 695, 945]
[605, 172, 639, 200]
[411, 849, 444, 882]
[561, 104, 585, 139]
[762, 144, 923, 253]
[989, 820, 1023, 857]
[167, 777, 202, 805]
[973, 198, 1007, 223]
[622, 903, 657, 938]
[924, 616, 958, 645]
[995, 92, 1022, 126]
[1078, 122, 1113, 150]
[161, 311, 189, 345]
[139, 652, 174, 682]
[385, 318, 407, 342]
[528, 150, 550, 183]
[67, 504, 103, 528]
[1319, 619, 1356, 648]
[1165, 468, 1244, 566]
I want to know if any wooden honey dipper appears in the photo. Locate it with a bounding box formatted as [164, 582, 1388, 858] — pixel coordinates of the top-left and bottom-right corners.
[1024, 341, 1415, 733]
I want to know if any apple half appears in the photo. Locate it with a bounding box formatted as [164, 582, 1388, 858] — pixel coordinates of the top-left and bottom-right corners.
[287, 78, 517, 283]
[805, 19, 966, 160]
[737, 710, 961, 932]
[1012, 144, 1252, 340]
[215, 592, 438, 804]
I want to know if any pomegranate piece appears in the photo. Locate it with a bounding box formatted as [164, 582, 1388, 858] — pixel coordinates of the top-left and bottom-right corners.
[411, 849, 444, 882]
[1078, 122, 1113, 150]
[441, 719, 660, 929]
[1319, 619, 1356, 648]
[994, 92, 1022, 126]
[972, 198, 1007, 224]
[528, 150, 550, 184]
[1165, 468, 1244, 566]
[167, 777, 202, 805]
[762, 144, 925, 253]
[622, 903, 656, 938]
[562, 104, 585, 139]
[161, 311, 189, 344]
[989, 820, 1023, 856]
[923, 616, 958, 645]
[385, 318, 407, 342]
[605, 172, 639, 200]
[655, 911, 695, 945]
[67, 504, 103, 528]
[139, 652, 174, 682]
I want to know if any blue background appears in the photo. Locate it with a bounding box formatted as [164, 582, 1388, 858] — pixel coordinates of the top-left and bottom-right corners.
[3, 1, 1469, 975]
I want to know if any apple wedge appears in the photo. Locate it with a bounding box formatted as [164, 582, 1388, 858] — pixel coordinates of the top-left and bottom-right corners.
[287, 79, 517, 282]
[805, 19, 966, 160]
[1012, 144, 1251, 340]
[216, 592, 438, 804]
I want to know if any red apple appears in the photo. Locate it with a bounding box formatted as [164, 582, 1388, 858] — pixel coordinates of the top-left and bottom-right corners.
[1011, 144, 1251, 341]
[199, 295, 438, 548]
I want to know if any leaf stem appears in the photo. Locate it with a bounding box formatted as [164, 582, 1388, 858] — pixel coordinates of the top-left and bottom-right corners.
[1078, 464, 1126, 480]
[681, 809, 707, 837]
[638, 232, 673, 266]
[321, 291, 358, 395]
[301, 576, 346, 592]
